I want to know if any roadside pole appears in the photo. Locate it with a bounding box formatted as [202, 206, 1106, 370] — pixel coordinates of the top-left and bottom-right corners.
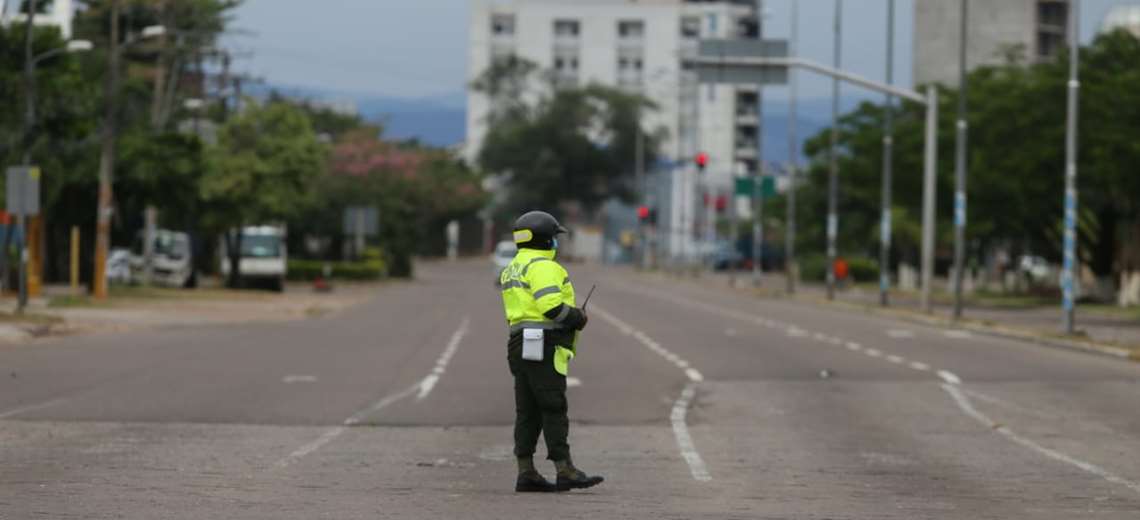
[93, 0, 121, 300]
[952, 0, 970, 319]
[751, 0, 766, 287]
[921, 86, 939, 313]
[70, 226, 80, 294]
[635, 124, 647, 269]
[1061, 0, 1081, 333]
[785, 0, 799, 294]
[879, 0, 895, 307]
[826, 0, 842, 301]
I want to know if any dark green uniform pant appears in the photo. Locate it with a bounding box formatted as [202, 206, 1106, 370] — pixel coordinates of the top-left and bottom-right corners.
[507, 341, 569, 462]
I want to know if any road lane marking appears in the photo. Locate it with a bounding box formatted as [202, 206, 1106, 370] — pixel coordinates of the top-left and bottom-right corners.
[672, 382, 712, 482]
[886, 355, 905, 364]
[962, 388, 1059, 420]
[943, 330, 972, 339]
[276, 316, 471, 469]
[845, 342, 863, 351]
[909, 361, 931, 371]
[942, 383, 1140, 495]
[787, 327, 809, 338]
[865, 348, 883, 358]
[886, 329, 915, 339]
[937, 370, 962, 385]
[593, 305, 711, 482]
[0, 397, 69, 420]
[418, 317, 471, 400]
[283, 375, 318, 384]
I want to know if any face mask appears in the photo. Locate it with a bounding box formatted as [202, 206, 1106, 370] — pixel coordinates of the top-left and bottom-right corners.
[552, 238, 559, 250]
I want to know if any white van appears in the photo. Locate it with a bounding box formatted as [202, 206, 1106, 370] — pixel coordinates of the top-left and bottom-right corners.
[220, 225, 288, 291]
[130, 230, 196, 288]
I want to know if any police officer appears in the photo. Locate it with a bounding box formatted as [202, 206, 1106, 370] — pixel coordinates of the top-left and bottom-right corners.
[499, 210, 605, 493]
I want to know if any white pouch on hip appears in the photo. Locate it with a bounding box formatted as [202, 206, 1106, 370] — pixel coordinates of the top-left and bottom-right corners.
[522, 328, 545, 361]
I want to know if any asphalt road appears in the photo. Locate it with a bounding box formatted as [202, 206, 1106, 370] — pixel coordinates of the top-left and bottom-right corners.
[2, 260, 1139, 519]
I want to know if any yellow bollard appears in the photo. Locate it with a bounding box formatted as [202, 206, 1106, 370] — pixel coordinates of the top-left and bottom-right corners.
[71, 226, 80, 294]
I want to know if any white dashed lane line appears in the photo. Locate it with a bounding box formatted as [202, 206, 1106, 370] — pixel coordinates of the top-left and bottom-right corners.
[592, 305, 710, 482]
[613, 281, 1140, 497]
[275, 316, 471, 469]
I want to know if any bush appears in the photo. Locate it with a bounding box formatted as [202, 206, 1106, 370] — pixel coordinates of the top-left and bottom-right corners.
[287, 259, 386, 281]
[797, 254, 879, 283]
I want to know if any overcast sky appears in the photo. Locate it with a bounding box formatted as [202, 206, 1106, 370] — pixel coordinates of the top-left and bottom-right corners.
[228, 0, 1128, 101]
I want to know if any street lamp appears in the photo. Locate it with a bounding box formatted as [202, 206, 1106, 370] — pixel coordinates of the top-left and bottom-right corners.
[19, 0, 94, 311]
[92, 8, 167, 300]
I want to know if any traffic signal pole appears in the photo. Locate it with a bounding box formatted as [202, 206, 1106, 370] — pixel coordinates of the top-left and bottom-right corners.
[686, 48, 939, 313]
[826, 0, 842, 301]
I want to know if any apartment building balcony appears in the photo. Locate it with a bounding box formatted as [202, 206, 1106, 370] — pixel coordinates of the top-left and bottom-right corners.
[734, 142, 758, 160]
[735, 110, 759, 126]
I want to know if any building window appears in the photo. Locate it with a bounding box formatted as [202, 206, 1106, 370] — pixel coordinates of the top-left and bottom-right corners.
[681, 16, 701, 39]
[1037, 30, 1064, 59]
[1037, 1, 1068, 29]
[554, 19, 580, 38]
[618, 20, 645, 40]
[491, 14, 516, 36]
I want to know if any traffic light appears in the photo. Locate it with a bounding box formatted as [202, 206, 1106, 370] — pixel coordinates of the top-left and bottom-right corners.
[695, 152, 708, 173]
[637, 205, 650, 220]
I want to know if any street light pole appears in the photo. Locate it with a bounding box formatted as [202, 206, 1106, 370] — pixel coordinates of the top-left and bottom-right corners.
[826, 0, 842, 301]
[879, 0, 895, 307]
[751, 0, 765, 287]
[1062, 0, 1081, 333]
[19, 0, 37, 311]
[93, 0, 121, 300]
[785, 0, 799, 295]
[952, 0, 969, 319]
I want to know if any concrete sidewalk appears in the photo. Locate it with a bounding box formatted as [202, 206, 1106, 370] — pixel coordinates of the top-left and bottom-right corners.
[655, 268, 1140, 357]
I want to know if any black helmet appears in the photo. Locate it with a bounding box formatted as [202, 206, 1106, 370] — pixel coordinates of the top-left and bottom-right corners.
[513, 210, 568, 249]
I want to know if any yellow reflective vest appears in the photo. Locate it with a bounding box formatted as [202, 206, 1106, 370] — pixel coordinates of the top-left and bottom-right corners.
[500, 248, 577, 375]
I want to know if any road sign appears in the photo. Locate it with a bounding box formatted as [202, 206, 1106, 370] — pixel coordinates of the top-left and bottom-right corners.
[343, 206, 379, 236]
[694, 39, 789, 86]
[734, 177, 776, 198]
[6, 166, 41, 216]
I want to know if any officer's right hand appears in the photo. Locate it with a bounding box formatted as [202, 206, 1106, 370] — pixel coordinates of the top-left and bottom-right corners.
[565, 306, 588, 331]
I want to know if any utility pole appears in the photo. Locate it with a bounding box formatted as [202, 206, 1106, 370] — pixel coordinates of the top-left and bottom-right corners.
[1061, 0, 1081, 334]
[93, 0, 121, 300]
[785, 0, 799, 294]
[19, 0, 38, 310]
[920, 86, 939, 313]
[826, 0, 842, 300]
[150, 0, 168, 129]
[879, 0, 895, 307]
[751, 0, 765, 287]
[952, 0, 969, 319]
[635, 121, 646, 269]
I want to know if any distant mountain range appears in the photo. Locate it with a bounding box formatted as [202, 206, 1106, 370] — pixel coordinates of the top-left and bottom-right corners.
[252, 84, 876, 160]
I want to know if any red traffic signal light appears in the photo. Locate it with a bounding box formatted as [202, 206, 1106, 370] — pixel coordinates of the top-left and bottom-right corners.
[695, 152, 709, 171]
[637, 205, 650, 220]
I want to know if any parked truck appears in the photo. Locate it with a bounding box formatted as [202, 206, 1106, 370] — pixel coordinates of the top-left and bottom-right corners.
[219, 225, 288, 291]
[129, 229, 196, 288]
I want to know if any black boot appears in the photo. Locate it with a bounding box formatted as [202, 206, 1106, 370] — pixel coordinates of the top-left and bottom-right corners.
[554, 459, 604, 491]
[515, 470, 558, 493]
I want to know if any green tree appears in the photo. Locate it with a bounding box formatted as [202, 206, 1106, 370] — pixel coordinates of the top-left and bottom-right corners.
[320, 130, 486, 278]
[472, 59, 664, 219]
[201, 100, 324, 286]
[786, 30, 1140, 292]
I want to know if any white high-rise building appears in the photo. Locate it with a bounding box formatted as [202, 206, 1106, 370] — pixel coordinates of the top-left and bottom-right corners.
[1, 0, 75, 39]
[914, 0, 1070, 86]
[467, 0, 763, 259]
